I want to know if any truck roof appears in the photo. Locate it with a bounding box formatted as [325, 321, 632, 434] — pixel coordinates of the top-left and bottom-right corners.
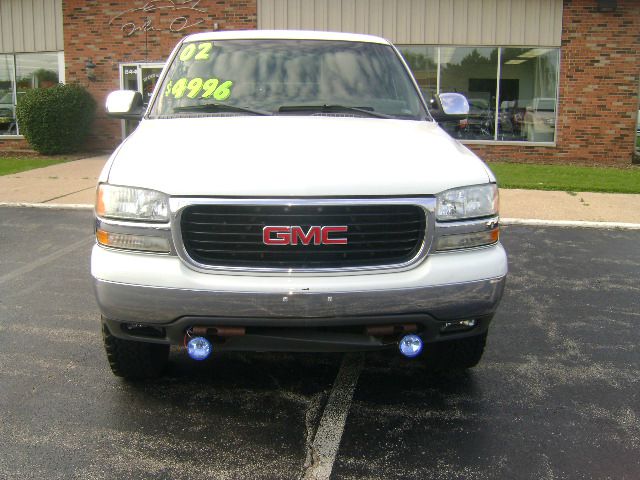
[183, 29, 390, 45]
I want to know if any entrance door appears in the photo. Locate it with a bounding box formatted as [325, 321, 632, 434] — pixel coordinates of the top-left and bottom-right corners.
[119, 63, 164, 138]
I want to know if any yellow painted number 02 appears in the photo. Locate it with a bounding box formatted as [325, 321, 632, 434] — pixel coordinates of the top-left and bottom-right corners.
[179, 42, 213, 62]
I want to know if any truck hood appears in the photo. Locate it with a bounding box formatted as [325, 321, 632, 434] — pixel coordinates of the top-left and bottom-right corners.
[105, 116, 491, 197]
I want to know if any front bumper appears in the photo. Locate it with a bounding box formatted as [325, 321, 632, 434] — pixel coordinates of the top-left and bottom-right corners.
[93, 233, 507, 351]
[95, 274, 506, 350]
[95, 275, 505, 324]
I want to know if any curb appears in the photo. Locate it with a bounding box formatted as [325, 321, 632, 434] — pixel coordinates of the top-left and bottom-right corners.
[0, 202, 93, 210]
[2, 202, 640, 230]
[501, 218, 640, 230]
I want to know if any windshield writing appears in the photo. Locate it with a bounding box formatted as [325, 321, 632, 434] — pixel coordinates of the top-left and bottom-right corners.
[152, 39, 426, 120]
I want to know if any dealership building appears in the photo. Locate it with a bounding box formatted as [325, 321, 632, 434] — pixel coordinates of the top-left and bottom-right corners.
[0, 0, 638, 165]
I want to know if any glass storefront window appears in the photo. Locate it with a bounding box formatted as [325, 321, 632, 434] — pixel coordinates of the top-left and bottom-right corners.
[400, 45, 558, 143]
[16, 52, 62, 94]
[0, 55, 17, 135]
[399, 46, 437, 100]
[0, 52, 64, 136]
[439, 47, 499, 140]
[499, 48, 559, 142]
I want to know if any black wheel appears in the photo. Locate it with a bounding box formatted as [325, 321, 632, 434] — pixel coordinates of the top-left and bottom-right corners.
[422, 333, 487, 371]
[102, 323, 169, 380]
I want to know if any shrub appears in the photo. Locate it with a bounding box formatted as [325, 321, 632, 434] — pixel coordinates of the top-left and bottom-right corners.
[16, 83, 96, 155]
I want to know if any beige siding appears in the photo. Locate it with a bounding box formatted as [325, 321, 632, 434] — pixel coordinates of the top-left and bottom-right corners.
[0, 0, 63, 53]
[258, 0, 562, 46]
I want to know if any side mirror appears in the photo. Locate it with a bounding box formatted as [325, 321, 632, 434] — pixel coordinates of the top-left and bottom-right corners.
[430, 92, 470, 121]
[106, 90, 144, 119]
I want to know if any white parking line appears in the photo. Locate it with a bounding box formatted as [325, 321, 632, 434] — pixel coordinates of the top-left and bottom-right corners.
[302, 353, 364, 480]
[41, 186, 96, 203]
[0, 237, 93, 285]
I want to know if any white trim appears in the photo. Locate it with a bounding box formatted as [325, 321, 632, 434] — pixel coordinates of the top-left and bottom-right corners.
[119, 63, 126, 140]
[436, 47, 441, 94]
[553, 41, 562, 144]
[57, 51, 65, 83]
[494, 48, 501, 140]
[0, 135, 24, 139]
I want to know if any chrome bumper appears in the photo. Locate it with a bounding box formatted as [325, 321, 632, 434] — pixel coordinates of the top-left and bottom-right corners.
[94, 275, 506, 325]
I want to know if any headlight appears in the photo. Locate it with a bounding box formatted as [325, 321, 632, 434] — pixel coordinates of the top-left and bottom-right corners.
[436, 184, 498, 221]
[96, 184, 169, 222]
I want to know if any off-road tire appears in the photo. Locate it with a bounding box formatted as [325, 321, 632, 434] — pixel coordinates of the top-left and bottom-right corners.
[102, 323, 169, 380]
[423, 332, 487, 371]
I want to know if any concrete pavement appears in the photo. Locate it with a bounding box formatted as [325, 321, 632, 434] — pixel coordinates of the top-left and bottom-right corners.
[0, 155, 107, 205]
[1, 154, 640, 226]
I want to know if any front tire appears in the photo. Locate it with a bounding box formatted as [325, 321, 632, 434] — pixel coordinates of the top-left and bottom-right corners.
[423, 333, 487, 371]
[102, 323, 170, 380]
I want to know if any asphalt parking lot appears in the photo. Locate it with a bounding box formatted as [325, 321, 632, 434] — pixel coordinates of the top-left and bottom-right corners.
[1, 206, 639, 479]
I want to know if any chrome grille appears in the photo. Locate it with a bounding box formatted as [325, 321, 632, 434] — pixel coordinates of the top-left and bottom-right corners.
[179, 202, 428, 270]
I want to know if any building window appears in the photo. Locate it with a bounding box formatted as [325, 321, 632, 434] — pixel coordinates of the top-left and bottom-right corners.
[400, 46, 438, 100]
[0, 51, 64, 136]
[399, 46, 559, 144]
[500, 48, 559, 142]
[439, 47, 499, 141]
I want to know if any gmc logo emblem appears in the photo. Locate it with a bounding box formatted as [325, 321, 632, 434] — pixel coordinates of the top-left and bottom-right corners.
[263, 226, 348, 245]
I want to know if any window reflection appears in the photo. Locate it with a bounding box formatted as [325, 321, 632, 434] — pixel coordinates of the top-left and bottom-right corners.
[154, 40, 425, 119]
[439, 47, 498, 140]
[500, 48, 559, 142]
[400, 45, 559, 143]
[16, 52, 61, 97]
[0, 52, 63, 136]
[399, 46, 437, 100]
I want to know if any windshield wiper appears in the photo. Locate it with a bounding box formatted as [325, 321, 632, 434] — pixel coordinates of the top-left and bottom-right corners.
[173, 103, 272, 116]
[278, 104, 392, 119]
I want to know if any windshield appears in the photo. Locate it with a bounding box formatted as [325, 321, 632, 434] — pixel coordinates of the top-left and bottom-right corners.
[151, 39, 427, 120]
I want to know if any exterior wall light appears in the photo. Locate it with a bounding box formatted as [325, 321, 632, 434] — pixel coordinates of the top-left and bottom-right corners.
[86, 58, 97, 81]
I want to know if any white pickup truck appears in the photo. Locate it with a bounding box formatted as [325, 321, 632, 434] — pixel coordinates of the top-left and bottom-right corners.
[93, 30, 507, 379]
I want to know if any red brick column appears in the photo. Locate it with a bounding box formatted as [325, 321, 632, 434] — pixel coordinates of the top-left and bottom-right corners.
[62, 0, 257, 152]
[470, 0, 639, 166]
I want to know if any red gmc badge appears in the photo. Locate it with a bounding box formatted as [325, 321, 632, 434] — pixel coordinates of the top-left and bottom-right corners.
[262, 226, 348, 245]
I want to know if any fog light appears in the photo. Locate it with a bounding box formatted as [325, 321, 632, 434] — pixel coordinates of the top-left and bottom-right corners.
[187, 336, 212, 361]
[440, 319, 477, 333]
[399, 334, 423, 358]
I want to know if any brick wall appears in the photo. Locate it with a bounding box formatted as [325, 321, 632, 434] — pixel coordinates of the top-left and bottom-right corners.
[62, 0, 257, 151]
[470, 0, 640, 166]
[0, 137, 30, 153]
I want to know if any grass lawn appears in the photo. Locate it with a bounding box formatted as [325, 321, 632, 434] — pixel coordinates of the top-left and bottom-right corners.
[487, 162, 640, 194]
[0, 156, 69, 176]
